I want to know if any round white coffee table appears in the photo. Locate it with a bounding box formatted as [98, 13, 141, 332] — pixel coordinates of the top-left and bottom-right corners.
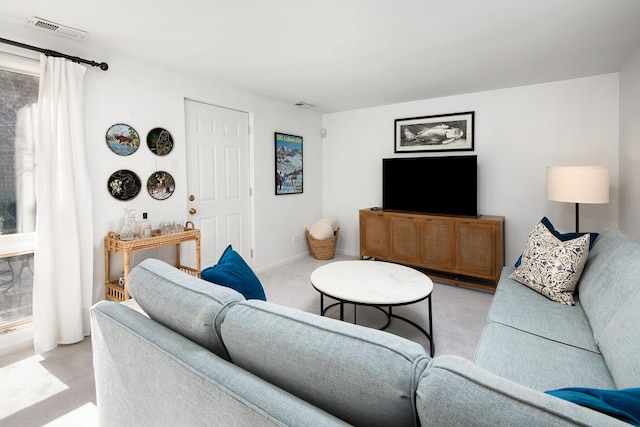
[311, 260, 434, 356]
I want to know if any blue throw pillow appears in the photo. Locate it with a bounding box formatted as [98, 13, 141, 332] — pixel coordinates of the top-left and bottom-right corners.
[201, 245, 266, 301]
[515, 217, 600, 267]
[545, 387, 640, 426]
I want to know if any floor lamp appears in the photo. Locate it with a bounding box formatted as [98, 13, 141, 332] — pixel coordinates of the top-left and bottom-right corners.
[546, 166, 610, 233]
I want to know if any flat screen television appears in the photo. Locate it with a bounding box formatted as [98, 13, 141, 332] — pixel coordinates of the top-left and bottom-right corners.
[382, 155, 477, 217]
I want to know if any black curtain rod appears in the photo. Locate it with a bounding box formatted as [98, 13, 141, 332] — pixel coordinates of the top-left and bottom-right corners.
[0, 37, 108, 71]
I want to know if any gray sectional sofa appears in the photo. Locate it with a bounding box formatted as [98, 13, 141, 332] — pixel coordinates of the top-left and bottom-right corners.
[91, 230, 639, 426]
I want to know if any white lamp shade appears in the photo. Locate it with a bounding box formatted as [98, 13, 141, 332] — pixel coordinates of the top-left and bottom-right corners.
[546, 166, 610, 204]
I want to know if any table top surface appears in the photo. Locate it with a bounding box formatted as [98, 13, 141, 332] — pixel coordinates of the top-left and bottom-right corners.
[311, 260, 433, 305]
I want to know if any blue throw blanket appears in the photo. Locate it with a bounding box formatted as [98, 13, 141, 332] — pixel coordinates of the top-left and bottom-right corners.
[545, 387, 640, 425]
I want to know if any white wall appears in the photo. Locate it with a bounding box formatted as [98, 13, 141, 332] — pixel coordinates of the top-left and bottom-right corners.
[619, 45, 640, 238]
[83, 57, 324, 299]
[322, 74, 620, 265]
[0, 18, 628, 304]
[0, 20, 323, 306]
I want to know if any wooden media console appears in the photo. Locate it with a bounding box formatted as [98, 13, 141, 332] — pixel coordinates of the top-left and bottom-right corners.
[359, 209, 504, 292]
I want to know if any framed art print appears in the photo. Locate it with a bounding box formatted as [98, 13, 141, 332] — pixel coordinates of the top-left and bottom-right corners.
[394, 111, 474, 153]
[275, 132, 303, 195]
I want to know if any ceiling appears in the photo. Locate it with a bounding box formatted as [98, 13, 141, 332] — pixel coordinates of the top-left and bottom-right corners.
[2, 0, 640, 113]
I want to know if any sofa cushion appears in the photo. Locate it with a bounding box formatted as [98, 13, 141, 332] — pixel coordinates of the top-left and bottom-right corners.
[201, 245, 266, 301]
[488, 268, 598, 353]
[127, 258, 245, 360]
[508, 221, 589, 305]
[474, 323, 615, 391]
[221, 300, 429, 427]
[577, 231, 640, 343]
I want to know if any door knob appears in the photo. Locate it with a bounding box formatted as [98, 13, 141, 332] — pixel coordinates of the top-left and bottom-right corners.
[189, 208, 197, 215]
[188, 194, 195, 201]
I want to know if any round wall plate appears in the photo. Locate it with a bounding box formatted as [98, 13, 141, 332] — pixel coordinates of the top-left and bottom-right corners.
[147, 171, 175, 200]
[147, 127, 174, 156]
[108, 169, 141, 201]
[106, 123, 140, 156]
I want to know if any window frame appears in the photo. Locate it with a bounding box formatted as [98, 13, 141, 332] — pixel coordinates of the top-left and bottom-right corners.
[0, 50, 39, 333]
[0, 51, 38, 257]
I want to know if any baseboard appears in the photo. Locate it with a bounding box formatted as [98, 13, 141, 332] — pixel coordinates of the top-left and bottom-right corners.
[254, 252, 310, 274]
[254, 248, 359, 275]
[0, 324, 33, 357]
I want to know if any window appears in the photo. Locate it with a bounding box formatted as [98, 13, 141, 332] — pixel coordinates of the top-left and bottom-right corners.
[0, 52, 39, 332]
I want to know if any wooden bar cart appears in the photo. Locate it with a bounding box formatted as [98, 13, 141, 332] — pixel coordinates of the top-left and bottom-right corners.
[104, 221, 201, 301]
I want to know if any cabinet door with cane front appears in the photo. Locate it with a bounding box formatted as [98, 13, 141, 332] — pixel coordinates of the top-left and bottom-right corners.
[359, 210, 389, 259]
[456, 221, 497, 278]
[420, 217, 455, 271]
[389, 214, 421, 264]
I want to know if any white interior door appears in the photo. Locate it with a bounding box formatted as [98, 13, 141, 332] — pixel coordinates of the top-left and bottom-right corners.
[184, 100, 251, 268]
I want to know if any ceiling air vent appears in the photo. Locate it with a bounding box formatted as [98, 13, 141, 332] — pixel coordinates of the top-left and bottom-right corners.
[295, 101, 314, 109]
[28, 17, 87, 39]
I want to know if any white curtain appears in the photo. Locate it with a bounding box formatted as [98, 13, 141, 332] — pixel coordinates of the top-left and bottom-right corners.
[33, 55, 94, 354]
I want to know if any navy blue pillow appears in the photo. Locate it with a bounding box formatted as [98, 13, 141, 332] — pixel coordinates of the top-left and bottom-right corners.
[545, 387, 640, 426]
[515, 217, 600, 267]
[201, 245, 266, 301]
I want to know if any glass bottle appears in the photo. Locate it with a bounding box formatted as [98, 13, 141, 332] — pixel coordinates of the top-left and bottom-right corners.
[138, 212, 152, 238]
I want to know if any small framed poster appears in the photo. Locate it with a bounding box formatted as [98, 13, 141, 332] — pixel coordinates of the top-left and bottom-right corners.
[275, 132, 303, 195]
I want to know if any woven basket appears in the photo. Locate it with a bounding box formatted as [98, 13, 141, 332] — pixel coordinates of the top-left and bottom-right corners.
[306, 228, 340, 260]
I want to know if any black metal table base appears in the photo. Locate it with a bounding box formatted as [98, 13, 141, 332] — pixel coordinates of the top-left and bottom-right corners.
[319, 293, 434, 357]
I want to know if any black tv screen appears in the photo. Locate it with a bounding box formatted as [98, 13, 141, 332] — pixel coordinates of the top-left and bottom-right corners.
[382, 155, 477, 217]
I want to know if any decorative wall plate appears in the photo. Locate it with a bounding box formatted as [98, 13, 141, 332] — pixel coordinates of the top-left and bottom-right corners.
[147, 171, 175, 200]
[106, 123, 140, 156]
[108, 170, 141, 201]
[147, 127, 174, 156]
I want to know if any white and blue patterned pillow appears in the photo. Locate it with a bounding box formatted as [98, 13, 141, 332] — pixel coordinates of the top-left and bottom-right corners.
[509, 222, 590, 305]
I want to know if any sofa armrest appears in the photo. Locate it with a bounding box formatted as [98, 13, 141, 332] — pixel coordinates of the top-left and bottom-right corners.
[416, 356, 628, 427]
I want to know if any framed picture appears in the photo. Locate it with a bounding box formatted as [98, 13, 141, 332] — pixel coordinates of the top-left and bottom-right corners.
[275, 132, 303, 195]
[394, 111, 474, 153]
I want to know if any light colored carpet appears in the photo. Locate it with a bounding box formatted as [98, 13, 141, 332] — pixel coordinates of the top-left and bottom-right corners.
[0, 254, 493, 426]
[0, 337, 96, 426]
[259, 253, 494, 358]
